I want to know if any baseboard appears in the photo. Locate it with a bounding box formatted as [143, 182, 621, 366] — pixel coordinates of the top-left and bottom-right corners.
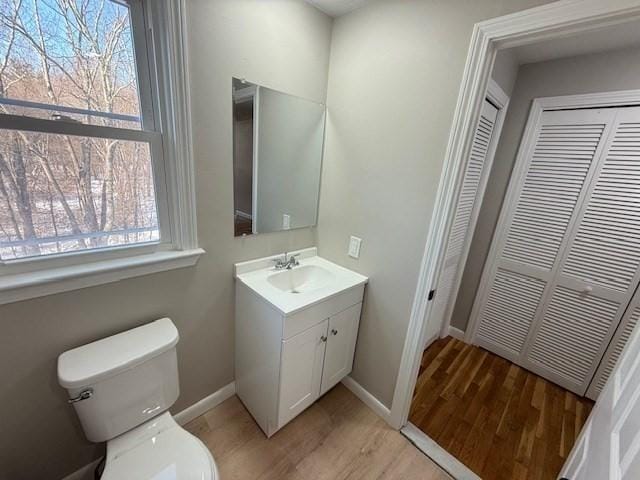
[61, 381, 236, 480]
[448, 326, 465, 340]
[60, 458, 102, 480]
[401, 423, 481, 480]
[341, 375, 391, 423]
[174, 381, 236, 426]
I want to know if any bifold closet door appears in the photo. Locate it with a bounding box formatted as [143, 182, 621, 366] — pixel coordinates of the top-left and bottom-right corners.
[523, 106, 640, 397]
[425, 99, 499, 343]
[473, 106, 640, 397]
[561, 281, 640, 479]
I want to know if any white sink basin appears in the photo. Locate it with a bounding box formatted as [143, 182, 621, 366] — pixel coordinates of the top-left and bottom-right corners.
[234, 248, 368, 314]
[267, 265, 335, 294]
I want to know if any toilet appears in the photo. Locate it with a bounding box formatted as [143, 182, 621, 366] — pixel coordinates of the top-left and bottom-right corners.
[57, 318, 219, 480]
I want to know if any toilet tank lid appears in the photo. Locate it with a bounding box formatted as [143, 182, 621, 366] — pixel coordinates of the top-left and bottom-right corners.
[57, 318, 179, 389]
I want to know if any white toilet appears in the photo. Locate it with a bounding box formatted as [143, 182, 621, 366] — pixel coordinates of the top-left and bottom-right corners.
[58, 318, 219, 480]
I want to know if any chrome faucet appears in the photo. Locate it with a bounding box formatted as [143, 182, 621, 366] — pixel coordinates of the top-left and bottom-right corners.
[272, 252, 300, 270]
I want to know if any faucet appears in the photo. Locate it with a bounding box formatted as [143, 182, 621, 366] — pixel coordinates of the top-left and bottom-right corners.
[272, 252, 300, 270]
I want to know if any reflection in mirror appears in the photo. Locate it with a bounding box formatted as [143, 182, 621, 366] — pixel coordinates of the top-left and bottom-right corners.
[232, 78, 326, 236]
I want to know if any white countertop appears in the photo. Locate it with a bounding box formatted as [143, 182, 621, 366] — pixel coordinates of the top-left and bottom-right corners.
[235, 248, 368, 315]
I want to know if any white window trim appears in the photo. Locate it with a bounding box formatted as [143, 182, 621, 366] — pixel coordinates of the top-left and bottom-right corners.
[0, 0, 202, 305]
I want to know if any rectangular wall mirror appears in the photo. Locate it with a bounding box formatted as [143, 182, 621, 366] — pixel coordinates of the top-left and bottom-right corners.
[232, 78, 326, 236]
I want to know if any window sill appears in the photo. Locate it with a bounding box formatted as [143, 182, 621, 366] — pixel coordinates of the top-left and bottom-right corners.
[0, 248, 205, 306]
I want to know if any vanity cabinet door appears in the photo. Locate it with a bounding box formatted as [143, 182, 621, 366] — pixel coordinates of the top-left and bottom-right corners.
[320, 303, 362, 396]
[278, 319, 328, 429]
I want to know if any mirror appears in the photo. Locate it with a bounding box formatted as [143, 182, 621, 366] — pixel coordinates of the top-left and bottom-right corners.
[232, 78, 326, 236]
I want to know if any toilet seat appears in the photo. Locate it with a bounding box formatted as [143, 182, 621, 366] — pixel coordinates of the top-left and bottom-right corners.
[101, 412, 218, 480]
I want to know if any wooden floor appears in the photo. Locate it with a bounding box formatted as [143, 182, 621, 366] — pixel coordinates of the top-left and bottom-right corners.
[409, 337, 594, 480]
[186, 384, 450, 480]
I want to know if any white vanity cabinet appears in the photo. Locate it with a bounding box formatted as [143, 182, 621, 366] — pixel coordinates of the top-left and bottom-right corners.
[278, 301, 362, 428]
[235, 261, 365, 437]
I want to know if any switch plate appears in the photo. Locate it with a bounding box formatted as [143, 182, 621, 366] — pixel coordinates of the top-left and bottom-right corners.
[348, 236, 362, 259]
[282, 214, 291, 230]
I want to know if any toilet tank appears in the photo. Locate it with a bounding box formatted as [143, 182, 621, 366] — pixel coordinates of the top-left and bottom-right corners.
[57, 318, 180, 442]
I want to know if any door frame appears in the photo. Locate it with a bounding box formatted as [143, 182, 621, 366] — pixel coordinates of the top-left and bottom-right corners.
[465, 89, 640, 347]
[390, 0, 640, 430]
[434, 79, 510, 344]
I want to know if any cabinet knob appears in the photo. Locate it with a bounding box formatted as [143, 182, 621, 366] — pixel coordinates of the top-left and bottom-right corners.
[331, 329, 338, 336]
[321, 335, 327, 342]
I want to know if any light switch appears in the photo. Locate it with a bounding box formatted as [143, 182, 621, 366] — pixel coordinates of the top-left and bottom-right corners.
[348, 236, 362, 259]
[282, 214, 291, 230]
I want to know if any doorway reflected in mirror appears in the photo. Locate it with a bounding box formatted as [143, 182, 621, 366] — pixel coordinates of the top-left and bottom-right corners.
[232, 78, 326, 236]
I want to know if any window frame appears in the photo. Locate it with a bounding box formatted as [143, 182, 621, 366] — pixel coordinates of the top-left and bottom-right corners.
[0, 0, 202, 304]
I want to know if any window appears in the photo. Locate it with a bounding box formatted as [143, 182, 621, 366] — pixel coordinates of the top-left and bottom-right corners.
[0, 0, 166, 261]
[0, 0, 200, 304]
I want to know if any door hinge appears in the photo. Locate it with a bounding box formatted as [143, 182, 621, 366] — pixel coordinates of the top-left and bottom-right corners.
[428, 289, 436, 301]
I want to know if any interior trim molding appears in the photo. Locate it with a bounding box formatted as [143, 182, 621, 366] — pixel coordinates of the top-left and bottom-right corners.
[174, 381, 237, 426]
[61, 381, 236, 480]
[401, 423, 481, 480]
[0, 248, 205, 305]
[390, 0, 640, 431]
[61, 458, 103, 480]
[151, 0, 199, 251]
[448, 326, 466, 341]
[341, 376, 391, 421]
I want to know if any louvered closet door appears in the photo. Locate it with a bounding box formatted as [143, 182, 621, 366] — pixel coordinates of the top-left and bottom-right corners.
[473, 108, 616, 366]
[524, 106, 640, 396]
[426, 100, 499, 343]
[587, 288, 640, 399]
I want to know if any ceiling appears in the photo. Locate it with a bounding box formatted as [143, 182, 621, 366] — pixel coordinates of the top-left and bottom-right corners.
[304, 0, 370, 17]
[510, 20, 640, 65]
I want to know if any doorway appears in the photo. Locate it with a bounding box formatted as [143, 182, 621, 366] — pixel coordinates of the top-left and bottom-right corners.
[400, 15, 640, 480]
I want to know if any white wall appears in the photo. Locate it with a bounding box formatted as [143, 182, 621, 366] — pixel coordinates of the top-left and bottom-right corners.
[451, 45, 640, 333]
[0, 2, 332, 479]
[317, 0, 555, 408]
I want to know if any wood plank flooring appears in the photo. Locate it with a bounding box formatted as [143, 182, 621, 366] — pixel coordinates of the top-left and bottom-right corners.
[409, 337, 594, 480]
[186, 383, 450, 480]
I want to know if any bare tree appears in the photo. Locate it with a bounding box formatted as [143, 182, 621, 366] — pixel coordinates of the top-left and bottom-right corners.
[0, 0, 157, 259]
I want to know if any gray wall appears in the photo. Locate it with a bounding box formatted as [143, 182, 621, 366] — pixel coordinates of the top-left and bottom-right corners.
[492, 49, 519, 96]
[0, 2, 332, 479]
[256, 87, 325, 233]
[451, 46, 640, 332]
[316, 0, 554, 408]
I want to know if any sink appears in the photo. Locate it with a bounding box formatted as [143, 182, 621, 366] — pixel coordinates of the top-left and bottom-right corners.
[267, 265, 335, 294]
[234, 247, 368, 315]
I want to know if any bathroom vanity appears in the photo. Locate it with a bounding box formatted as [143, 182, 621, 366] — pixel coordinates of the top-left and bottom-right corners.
[234, 248, 368, 436]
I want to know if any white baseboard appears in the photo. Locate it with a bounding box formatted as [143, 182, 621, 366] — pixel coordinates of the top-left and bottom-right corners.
[401, 423, 481, 480]
[448, 326, 465, 340]
[341, 375, 391, 423]
[61, 458, 102, 480]
[61, 381, 236, 480]
[174, 381, 236, 426]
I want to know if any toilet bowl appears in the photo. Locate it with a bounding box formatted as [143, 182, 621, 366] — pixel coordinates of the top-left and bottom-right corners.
[58, 318, 219, 479]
